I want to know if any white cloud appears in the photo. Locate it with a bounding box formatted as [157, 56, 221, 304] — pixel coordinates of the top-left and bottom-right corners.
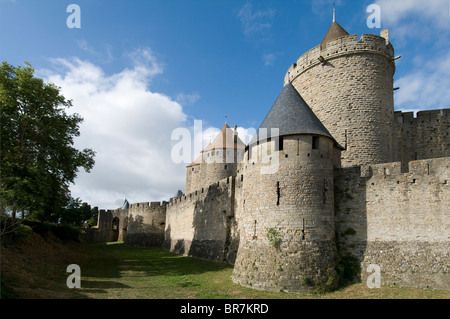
[39, 48, 257, 209]
[40, 49, 187, 209]
[237, 2, 275, 39]
[262, 52, 283, 67]
[176, 92, 201, 106]
[262, 53, 276, 66]
[370, 0, 450, 111]
[375, 0, 449, 29]
[77, 39, 98, 55]
[394, 51, 450, 110]
[236, 127, 256, 145]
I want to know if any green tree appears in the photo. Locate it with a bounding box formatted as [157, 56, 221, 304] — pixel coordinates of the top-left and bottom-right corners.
[0, 62, 95, 222]
[88, 206, 99, 227]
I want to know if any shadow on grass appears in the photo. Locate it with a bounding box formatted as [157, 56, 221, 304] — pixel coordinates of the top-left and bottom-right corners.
[80, 242, 233, 281]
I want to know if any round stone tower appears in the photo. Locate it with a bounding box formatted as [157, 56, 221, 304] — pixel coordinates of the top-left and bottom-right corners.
[232, 82, 343, 293]
[185, 124, 245, 194]
[285, 21, 396, 167]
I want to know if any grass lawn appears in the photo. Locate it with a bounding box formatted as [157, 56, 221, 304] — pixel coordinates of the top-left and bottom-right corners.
[72, 242, 450, 299]
[2, 237, 449, 299]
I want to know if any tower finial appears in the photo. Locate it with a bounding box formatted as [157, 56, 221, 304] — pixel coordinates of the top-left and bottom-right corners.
[333, 2, 336, 23]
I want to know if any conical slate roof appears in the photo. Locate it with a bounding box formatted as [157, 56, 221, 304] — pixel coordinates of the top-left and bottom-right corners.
[249, 82, 340, 147]
[320, 21, 349, 50]
[121, 199, 129, 210]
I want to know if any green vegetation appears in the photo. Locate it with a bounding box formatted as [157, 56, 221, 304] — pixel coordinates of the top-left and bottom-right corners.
[2, 232, 449, 299]
[0, 61, 95, 223]
[265, 227, 282, 249]
[343, 228, 357, 236]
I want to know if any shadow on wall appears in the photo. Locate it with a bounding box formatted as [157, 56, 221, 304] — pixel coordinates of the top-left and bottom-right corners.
[334, 165, 368, 285]
[334, 159, 450, 290]
[124, 213, 165, 247]
[163, 224, 187, 256]
[164, 179, 240, 265]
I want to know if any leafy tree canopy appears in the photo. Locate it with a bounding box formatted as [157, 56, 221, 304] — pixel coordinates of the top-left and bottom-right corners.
[0, 61, 95, 222]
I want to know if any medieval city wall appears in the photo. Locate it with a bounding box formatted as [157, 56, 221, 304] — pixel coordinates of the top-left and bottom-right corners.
[124, 201, 167, 247]
[392, 109, 450, 170]
[86, 208, 128, 243]
[334, 157, 449, 289]
[164, 176, 239, 264]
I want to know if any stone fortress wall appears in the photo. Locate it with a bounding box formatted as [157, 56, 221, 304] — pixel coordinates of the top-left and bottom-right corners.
[87, 202, 166, 247]
[124, 201, 167, 247]
[164, 176, 239, 264]
[334, 157, 449, 289]
[392, 109, 450, 170]
[89, 26, 449, 292]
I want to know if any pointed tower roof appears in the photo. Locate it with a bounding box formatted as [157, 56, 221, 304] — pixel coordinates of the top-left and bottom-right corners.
[249, 82, 342, 148]
[187, 124, 246, 167]
[320, 21, 349, 50]
[121, 199, 129, 210]
[204, 124, 245, 151]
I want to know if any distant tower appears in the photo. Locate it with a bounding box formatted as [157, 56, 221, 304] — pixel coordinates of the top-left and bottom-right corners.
[285, 18, 396, 167]
[232, 81, 343, 293]
[185, 124, 245, 194]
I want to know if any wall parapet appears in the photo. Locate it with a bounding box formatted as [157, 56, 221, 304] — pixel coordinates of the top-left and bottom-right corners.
[284, 33, 395, 85]
[362, 157, 449, 182]
[129, 201, 168, 210]
[394, 108, 448, 124]
[168, 176, 235, 209]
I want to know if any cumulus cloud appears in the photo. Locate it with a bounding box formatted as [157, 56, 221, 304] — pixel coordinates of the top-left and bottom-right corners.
[40, 49, 187, 209]
[374, 0, 450, 43]
[394, 51, 450, 111]
[375, 0, 449, 29]
[39, 48, 257, 209]
[370, 0, 450, 111]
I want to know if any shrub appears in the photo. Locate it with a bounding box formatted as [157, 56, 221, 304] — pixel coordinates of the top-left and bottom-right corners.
[335, 254, 361, 287]
[265, 227, 282, 249]
[22, 220, 81, 242]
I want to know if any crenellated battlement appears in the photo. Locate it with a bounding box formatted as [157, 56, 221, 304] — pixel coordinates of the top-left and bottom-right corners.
[129, 201, 167, 210]
[394, 108, 449, 124]
[358, 157, 450, 185]
[284, 32, 394, 85]
[168, 175, 235, 209]
[392, 108, 450, 166]
[98, 209, 113, 215]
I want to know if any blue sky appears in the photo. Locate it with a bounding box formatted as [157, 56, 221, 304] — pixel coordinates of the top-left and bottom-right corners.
[1, 0, 449, 208]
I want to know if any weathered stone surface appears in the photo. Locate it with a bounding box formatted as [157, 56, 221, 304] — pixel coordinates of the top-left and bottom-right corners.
[89, 29, 450, 293]
[287, 33, 395, 167]
[334, 157, 450, 289]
